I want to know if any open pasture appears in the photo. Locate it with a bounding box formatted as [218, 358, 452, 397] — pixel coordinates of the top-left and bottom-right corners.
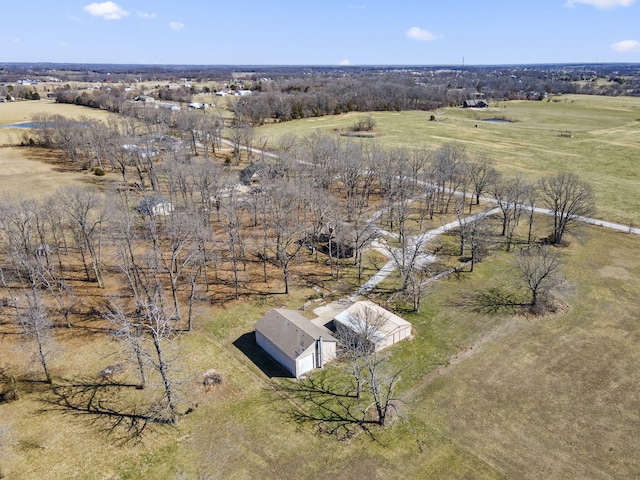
[257, 94, 640, 225]
[0, 101, 112, 197]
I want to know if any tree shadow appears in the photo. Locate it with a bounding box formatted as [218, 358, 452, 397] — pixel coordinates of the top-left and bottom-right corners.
[39, 379, 175, 444]
[274, 374, 380, 441]
[232, 332, 291, 378]
[458, 286, 527, 314]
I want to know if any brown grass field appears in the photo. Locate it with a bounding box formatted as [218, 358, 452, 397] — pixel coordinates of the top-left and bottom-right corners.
[0, 97, 639, 479]
[0, 101, 111, 197]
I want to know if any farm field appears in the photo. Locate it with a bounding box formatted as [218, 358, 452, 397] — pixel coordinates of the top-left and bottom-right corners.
[1, 95, 640, 479]
[257, 94, 640, 226]
[0, 101, 112, 197]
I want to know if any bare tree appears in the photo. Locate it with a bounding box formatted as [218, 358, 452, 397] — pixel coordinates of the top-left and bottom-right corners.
[513, 244, 563, 311]
[59, 186, 107, 288]
[264, 180, 306, 294]
[107, 295, 180, 424]
[17, 288, 54, 383]
[220, 192, 245, 300]
[430, 143, 467, 214]
[492, 175, 529, 251]
[540, 172, 595, 245]
[335, 304, 387, 399]
[467, 152, 498, 210]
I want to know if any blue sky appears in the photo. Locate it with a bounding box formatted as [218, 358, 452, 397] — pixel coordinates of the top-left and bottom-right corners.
[4, 0, 640, 65]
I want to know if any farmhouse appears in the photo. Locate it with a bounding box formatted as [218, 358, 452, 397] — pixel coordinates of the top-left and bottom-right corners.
[255, 309, 337, 378]
[333, 300, 412, 352]
[134, 95, 155, 103]
[136, 196, 174, 217]
[463, 99, 488, 108]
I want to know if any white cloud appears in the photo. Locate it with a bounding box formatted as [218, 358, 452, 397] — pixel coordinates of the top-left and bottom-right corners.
[339, 59, 352, 66]
[13, 38, 20, 43]
[611, 39, 640, 52]
[137, 11, 156, 19]
[406, 26, 438, 42]
[565, 0, 636, 8]
[84, 2, 129, 20]
[169, 21, 185, 31]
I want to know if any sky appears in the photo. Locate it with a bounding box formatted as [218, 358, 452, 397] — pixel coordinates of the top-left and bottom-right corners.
[3, 0, 640, 65]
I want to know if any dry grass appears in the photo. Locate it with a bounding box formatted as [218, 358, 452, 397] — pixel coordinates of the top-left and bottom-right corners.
[0, 101, 114, 198]
[0, 100, 110, 127]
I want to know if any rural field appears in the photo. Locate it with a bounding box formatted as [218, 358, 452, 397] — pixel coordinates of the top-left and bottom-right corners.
[0, 101, 111, 197]
[257, 94, 640, 226]
[0, 96, 639, 479]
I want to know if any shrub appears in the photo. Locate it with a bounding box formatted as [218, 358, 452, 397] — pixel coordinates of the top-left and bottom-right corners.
[94, 167, 106, 176]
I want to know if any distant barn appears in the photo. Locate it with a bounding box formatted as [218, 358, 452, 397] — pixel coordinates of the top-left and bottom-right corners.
[463, 99, 488, 108]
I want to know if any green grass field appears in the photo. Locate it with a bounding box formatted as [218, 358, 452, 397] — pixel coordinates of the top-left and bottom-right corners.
[256, 95, 640, 226]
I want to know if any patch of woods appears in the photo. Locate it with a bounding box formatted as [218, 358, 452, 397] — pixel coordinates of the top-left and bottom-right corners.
[0, 107, 596, 442]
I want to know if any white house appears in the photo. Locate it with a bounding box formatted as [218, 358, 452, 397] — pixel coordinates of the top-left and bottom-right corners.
[333, 301, 412, 352]
[255, 309, 337, 378]
[137, 197, 174, 217]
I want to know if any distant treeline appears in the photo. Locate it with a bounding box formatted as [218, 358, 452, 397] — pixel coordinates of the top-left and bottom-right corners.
[3, 63, 639, 122]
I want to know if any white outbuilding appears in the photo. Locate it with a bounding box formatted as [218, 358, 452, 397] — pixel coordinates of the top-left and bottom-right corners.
[255, 309, 337, 378]
[333, 300, 412, 352]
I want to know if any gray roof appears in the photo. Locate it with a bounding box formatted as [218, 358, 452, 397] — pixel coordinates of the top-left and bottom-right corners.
[255, 309, 336, 360]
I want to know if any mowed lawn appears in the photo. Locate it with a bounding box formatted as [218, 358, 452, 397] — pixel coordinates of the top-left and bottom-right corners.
[256, 94, 640, 226]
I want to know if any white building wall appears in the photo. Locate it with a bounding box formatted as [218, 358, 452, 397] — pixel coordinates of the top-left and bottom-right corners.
[255, 331, 297, 377]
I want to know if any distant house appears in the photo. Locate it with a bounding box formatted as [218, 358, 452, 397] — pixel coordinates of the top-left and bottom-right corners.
[134, 95, 155, 103]
[333, 301, 412, 352]
[213, 183, 251, 202]
[255, 309, 337, 378]
[157, 102, 181, 111]
[463, 99, 488, 108]
[136, 197, 174, 217]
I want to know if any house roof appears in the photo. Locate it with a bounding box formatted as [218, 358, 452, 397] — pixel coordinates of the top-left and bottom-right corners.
[255, 309, 336, 360]
[333, 300, 411, 342]
[464, 99, 488, 107]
